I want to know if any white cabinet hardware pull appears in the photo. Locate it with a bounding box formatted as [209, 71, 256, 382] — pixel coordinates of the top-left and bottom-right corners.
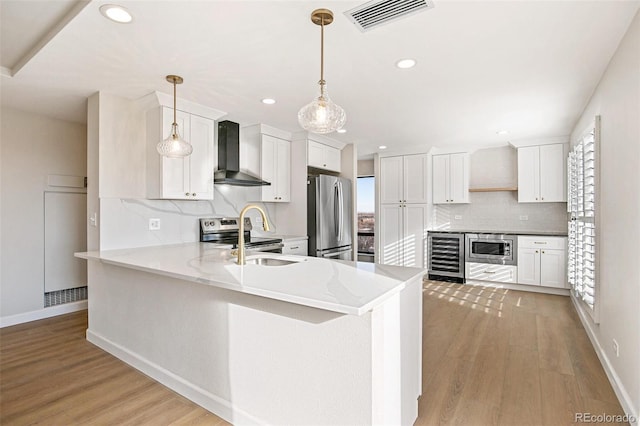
[290, 246, 299, 250]
[483, 270, 497, 274]
[534, 242, 547, 244]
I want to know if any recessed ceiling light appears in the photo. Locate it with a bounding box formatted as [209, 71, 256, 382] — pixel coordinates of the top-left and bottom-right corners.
[379, 145, 387, 150]
[99, 4, 133, 23]
[336, 129, 347, 134]
[496, 130, 509, 135]
[261, 98, 276, 105]
[396, 59, 416, 69]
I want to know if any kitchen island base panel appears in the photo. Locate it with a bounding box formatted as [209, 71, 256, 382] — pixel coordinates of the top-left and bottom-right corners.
[86, 262, 422, 425]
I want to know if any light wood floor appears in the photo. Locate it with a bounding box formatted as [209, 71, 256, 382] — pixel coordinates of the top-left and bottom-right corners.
[0, 281, 626, 425]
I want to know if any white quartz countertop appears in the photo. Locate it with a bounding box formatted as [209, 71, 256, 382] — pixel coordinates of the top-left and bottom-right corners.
[76, 243, 424, 316]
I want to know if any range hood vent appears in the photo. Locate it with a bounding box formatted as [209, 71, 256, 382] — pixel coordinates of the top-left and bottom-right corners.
[215, 120, 271, 187]
[345, 0, 434, 32]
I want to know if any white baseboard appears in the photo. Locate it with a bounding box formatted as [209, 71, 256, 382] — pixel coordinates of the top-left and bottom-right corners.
[465, 280, 571, 296]
[571, 295, 639, 426]
[0, 300, 87, 328]
[86, 329, 266, 425]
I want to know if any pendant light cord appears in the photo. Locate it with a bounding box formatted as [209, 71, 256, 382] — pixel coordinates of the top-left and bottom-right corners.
[319, 16, 325, 96]
[172, 79, 177, 128]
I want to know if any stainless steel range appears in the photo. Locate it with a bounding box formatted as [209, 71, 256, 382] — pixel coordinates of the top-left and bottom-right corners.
[199, 218, 283, 253]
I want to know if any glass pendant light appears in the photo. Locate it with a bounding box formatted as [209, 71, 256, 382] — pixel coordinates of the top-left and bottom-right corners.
[298, 9, 346, 134]
[157, 75, 193, 157]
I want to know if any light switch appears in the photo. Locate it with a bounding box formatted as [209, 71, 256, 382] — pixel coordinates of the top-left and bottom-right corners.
[149, 218, 161, 230]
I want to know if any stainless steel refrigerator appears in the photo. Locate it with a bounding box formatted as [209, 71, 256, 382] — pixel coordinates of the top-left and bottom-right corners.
[307, 175, 353, 260]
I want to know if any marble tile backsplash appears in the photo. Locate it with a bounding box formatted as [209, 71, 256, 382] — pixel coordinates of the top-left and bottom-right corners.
[432, 191, 568, 233]
[100, 186, 279, 250]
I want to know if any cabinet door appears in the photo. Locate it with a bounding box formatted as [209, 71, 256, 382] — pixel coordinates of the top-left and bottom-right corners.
[403, 154, 428, 203]
[432, 154, 449, 204]
[189, 114, 215, 200]
[540, 249, 566, 288]
[539, 144, 565, 202]
[380, 156, 404, 204]
[518, 146, 540, 202]
[403, 204, 428, 268]
[261, 135, 277, 202]
[276, 139, 291, 202]
[323, 145, 341, 172]
[307, 140, 325, 169]
[379, 204, 403, 266]
[449, 153, 469, 203]
[517, 248, 541, 285]
[160, 107, 191, 199]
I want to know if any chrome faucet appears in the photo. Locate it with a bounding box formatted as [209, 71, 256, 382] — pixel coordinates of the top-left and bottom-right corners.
[235, 204, 271, 265]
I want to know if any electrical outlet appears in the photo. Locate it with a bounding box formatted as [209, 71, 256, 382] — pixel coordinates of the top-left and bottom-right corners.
[149, 218, 161, 231]
[454, 215, 462, 220]
[613, 339, 619, 357]
[89, 212, 98, 227]
[519, 215, 529, 221]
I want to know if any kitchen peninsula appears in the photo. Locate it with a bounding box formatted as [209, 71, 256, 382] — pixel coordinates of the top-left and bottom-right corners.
[76, 243, 424, 425]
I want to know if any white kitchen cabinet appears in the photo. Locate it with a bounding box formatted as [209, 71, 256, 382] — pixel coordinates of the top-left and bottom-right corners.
[380, 154, 428, 204]
[517, 236, 567, 288]
[379, 203, 427, 268]
[146, 107, 215, 200]
[432, 153, 469, 204]
[308, 140, 341, 172]
[466, 262, 517, 283]
[518, 144, 566, 203]
[243, 124, 292, 203]
[281, 237, 308, 256]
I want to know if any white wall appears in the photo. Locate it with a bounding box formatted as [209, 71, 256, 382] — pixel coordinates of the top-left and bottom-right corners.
[0, 108, 86, 317]
[569, 10, 640, 420]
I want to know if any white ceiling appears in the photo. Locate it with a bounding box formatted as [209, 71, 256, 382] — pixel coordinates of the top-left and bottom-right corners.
[1, 0, 638, 158]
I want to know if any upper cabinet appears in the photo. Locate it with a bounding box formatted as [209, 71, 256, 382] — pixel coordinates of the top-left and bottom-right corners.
[380, 154, 429, 204]
[432, 153, 469, 204]
[518, 144, 566, 203]
[308, 139, 341, 172]
[243, 124, 292, 203]
[146, 106, 215, 200]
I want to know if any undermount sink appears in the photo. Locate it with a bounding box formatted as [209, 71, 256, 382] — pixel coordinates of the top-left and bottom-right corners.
[243, 255, 305, 266]
[245, 257, 298, 266]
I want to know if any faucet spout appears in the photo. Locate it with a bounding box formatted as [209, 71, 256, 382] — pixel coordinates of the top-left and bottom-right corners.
[237, 204, 270, 265]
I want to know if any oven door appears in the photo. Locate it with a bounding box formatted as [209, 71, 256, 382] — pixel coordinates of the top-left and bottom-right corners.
[465, 234, 516, 265]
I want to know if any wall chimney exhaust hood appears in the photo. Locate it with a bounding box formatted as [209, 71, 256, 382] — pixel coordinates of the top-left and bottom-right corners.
[214, 121, 271, 186]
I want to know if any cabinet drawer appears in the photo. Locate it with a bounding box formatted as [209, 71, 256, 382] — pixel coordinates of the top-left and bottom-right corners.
[518, 236, 566, 250]
[466, 262, 517, 283]
[282, 240, 308, 256]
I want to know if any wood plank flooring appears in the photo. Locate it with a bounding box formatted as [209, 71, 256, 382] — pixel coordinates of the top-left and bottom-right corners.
[0, 280, 627, 425]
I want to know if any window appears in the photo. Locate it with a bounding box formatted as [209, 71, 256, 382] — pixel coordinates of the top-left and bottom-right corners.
[357, 176, 375, 257]
[568, 117, 599, 321]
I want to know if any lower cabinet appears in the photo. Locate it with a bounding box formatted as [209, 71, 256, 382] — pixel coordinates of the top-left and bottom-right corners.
[282, 238, 308, 256]
[379, 204, 427, 268]
[517, 236, 567, 288]
[466, 262, 517, 283]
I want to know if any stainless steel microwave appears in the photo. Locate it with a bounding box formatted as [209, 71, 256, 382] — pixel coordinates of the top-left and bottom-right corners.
[465, 233, 517, 265]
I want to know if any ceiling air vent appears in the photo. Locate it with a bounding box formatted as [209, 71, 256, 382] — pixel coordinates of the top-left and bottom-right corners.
[345, 0, 434, 32]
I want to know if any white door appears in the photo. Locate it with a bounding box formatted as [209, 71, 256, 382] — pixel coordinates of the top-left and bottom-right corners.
[432, 154, 449, 204]
[403, 154, 428, 203]
[379, 204, 403, 266]
[517, 248, 541, 285]
[308, 140, 326, 169]
[323, 145, 341, 172]
[189, 114, 214, 200]
[518, 146, 540, 202]
[539, 144, 565, 202]
[449, 153, 469, 204]
[540, 249, 566, 288]
[44, 192, 87, 292]
[380, 156, 404, 204]
[261, 135, 277, 201]
[161, 107, 191, 199]
[403, 204, 428, 268]
[276, 139, 291, 201]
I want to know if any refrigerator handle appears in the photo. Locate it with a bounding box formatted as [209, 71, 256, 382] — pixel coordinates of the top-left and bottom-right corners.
[334, 182, 340, 239]
[338, 181, 343, 241]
